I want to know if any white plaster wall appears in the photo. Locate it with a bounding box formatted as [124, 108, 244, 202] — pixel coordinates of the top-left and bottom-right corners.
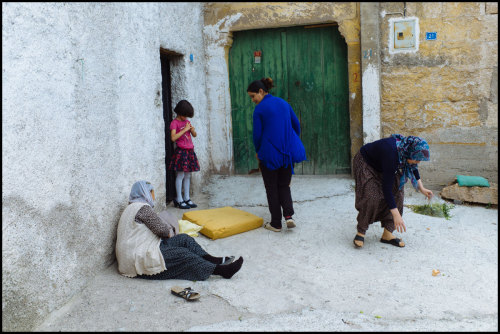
[2, 2, 208, 331]
[362, 63, 381, 144]
[203, 13, 244, 174]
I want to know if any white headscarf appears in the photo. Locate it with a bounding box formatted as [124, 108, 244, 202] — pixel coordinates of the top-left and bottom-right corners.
[128, 181, 155, 208]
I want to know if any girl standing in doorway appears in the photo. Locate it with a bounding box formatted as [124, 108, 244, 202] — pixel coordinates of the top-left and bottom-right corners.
[169, 100, 200, 209]
[247, 77, 307, 231]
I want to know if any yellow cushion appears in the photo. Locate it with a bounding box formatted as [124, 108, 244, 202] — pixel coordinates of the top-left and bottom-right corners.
[182, 207, 263, 240]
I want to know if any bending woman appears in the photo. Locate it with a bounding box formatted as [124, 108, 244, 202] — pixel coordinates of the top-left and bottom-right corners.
[353, 134, 433, 248]
[116, 181, 243, 280]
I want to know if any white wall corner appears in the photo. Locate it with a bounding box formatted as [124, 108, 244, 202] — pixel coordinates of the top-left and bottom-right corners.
[362, 63, 381, 144]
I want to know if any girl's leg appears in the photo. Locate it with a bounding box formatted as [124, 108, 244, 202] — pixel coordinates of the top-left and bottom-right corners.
[175, 171, 184, 203]
[182, 172, 191, 201]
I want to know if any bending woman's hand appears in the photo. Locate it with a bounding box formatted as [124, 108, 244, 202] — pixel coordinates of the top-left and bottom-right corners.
[420, 188, 433, 200]
[391, 208, 406, 233]
[417, 179, 433, 200]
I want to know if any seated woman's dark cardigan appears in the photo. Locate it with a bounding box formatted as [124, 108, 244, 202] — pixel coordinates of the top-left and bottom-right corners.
[360, 137, 420, 210]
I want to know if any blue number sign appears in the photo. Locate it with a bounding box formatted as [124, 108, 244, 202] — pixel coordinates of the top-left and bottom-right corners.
[426, 32, 437, 40]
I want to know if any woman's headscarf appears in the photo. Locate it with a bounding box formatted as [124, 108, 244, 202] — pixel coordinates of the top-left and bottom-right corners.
[392, 134, 430, 190]
[129, 180, 155, 207]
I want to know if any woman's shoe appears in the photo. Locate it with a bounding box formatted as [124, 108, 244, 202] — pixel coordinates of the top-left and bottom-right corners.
[285, 218, 296, 228]
[221, 256, 235, 265]
[173, 199, 190, 209]
[184, 199, 197, 208]
[353, 234, 364, 248]
[263, 222, 281, 232]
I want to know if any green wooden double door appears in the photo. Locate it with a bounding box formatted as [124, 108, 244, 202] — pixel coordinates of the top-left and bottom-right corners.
[229, 25, 351, 175]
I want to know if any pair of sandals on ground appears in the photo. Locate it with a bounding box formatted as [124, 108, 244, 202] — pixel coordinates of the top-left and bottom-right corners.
[170, 255, 236, 301]
[353, 228, 405, 248]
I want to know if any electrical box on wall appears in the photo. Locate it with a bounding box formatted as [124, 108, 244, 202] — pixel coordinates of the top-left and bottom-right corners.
[394, 20, 416, 48]
[389, 17, 419, 53]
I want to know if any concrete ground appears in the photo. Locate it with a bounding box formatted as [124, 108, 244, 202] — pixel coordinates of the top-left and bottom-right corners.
[35, 175, 498, 332]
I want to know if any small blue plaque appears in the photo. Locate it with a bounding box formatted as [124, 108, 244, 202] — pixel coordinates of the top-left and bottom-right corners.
[426, 32, 437, 40]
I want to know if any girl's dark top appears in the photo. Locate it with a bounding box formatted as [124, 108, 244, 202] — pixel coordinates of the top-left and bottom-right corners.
[360, 137, 420, 209]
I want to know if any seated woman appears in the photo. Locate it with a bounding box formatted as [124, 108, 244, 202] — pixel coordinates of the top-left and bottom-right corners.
[352, 134, 433, 248]
[116, 180, 243, 280]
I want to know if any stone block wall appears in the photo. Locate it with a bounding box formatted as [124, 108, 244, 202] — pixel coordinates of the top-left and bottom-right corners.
[379, 2, 498, 187]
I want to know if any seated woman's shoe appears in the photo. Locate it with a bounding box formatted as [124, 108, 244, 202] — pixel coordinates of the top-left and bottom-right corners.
[173, 199, 190, 209]
[184, 199, 197, 208]
[213, 257, 244, 279]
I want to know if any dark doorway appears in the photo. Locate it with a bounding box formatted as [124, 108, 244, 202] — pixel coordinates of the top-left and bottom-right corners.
[160, 49, 181, 205]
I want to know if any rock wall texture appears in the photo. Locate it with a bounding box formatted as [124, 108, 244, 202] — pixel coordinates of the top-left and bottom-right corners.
[2, 2, 209, 331]
[379, 2, 498, 187]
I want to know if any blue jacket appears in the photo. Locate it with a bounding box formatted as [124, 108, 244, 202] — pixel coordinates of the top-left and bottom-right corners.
[253, 94, 307, 172]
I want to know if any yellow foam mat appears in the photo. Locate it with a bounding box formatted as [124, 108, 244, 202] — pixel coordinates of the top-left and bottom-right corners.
[182, 206, 263, 240]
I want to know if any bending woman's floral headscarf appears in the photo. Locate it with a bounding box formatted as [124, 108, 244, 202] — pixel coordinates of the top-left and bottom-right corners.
[129, 180, 155, 207]
[392, 134, 430, 190]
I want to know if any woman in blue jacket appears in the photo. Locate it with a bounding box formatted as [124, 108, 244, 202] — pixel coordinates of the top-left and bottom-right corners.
[247, 78, 307, 232]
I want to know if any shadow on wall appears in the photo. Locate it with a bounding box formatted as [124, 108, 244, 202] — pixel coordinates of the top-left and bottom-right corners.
[2, 195, 120, 331]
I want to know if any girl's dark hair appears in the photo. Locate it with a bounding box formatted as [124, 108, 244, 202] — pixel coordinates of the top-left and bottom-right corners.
[174, 100, 194, 117]
[247, 77, 274, 93]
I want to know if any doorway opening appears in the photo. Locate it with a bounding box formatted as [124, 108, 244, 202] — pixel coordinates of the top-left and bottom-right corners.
[160, 48, 183, 205]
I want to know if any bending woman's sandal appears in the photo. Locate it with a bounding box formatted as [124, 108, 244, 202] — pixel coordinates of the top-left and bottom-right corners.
[380, 238, 405, 248]
[171, 286, 200, 301]
[353, 234, 364, 248]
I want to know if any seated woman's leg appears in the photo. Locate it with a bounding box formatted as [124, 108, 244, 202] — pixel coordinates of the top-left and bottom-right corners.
[136, 241, 244, 280]
[137, 244, 215, 281]
[164, 234, 233, 264]
[164, 234, 208, 257]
